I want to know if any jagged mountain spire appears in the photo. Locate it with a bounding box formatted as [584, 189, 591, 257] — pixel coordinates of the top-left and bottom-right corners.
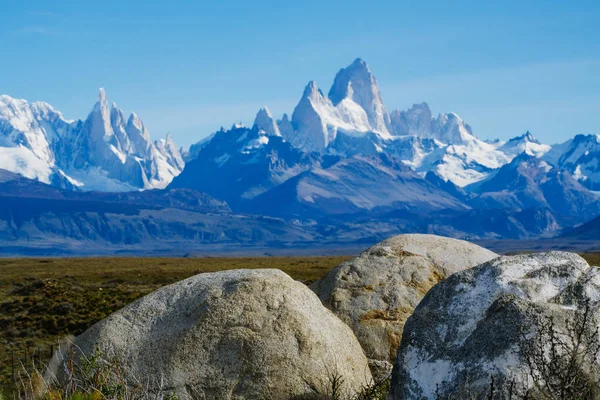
[500, 131, 551, 158]
[253, 107, 281, 137]
[86, 88, 115, 147]
[290, 81, 330, 151]
[277, 113, 293, 140]
[98, 87, 107, 103]
[328, 58, 392, 135]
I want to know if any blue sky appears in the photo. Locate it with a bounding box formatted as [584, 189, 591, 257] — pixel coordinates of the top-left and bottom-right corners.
[1, 0, 599, 147]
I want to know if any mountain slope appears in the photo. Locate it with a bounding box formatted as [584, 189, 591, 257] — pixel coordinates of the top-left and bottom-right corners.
[242, 153, 467, 218]
[1, 168, 594, 256]
[0, 170, 327, 255]
[562, 213, 600, 239]
[545, 134, 600, 190]
[169, 125, 320, 208]
[174, 118, 469, 219]
[467, 154, 600, 226]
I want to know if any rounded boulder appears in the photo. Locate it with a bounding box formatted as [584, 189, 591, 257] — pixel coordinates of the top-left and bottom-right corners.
[391, 252, 600, 399]
[311, 234, 498, 377]
[47, 269, 372, 400]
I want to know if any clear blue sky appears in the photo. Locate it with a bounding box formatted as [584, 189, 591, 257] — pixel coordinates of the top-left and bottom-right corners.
[1, 0, 599, 147]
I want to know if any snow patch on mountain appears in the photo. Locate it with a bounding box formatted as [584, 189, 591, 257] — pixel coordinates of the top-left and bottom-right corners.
[0, 146, 54, 183]
[244, 134, 270, 152]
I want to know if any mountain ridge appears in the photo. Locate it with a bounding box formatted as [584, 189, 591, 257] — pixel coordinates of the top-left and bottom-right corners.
[0, 90, 184, 192]
[1, 58, 600, 253]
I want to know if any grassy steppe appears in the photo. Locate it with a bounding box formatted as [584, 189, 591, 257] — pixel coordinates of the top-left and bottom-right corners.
[0, 256, 351, 392]
[1, 253, 598, 393]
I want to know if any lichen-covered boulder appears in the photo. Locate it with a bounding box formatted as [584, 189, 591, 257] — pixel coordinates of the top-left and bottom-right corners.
[391, 252, 600, 399]
[47, 269, 372, 400]
[311, 234, 497, 377]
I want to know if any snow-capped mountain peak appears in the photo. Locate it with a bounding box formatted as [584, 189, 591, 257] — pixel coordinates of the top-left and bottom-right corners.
[93, 88, 111, 129]
[125, 111, 153, 156]
[289, 81, 330, 151]
[545, 133, 600, 190]
[86, 88, 115, 145]
[389, 102, 477, 145]
[521, 131, 539, 144]
[328, 58, 372, 105]
[0, 89, 184, 191]
[253, 107, 281, 137]
[287, 61, 397, 152]
[390, 102, 433, 137]
[431, 112, 477, 144]
[328, 58, 392, 135]
[303, 80, 324, 100]
[499, 131, 551, 158]
[98, 87, 107, 102]
[277, 113, 293, 139]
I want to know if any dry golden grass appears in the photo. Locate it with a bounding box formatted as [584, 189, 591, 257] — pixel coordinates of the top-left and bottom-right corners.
[0, 256, 351, 286]
[584, 253, 600, 267]
[0, 256, 351, 393]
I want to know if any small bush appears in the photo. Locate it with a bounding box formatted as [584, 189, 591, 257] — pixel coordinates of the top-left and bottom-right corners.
[295, 372, 390, 400]
[352, 376, 390, 400]
[438, 301, 600, 399]
[519, 301, 600, 399]
[44, 346, 180, 400]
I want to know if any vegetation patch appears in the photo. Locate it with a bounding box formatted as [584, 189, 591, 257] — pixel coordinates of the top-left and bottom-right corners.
[0, 256, 350, 395]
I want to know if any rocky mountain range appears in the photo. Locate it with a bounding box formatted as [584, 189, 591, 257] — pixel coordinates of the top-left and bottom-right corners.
[173, 59, 600, 233]
[1, 59, 599, 253]
[0, 89, 183, 191]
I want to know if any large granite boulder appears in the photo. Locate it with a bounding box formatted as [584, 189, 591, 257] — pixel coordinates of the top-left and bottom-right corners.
[311, 234, 497, 377]
[391, 252, 600, 399]
[47, 269, 372, 400]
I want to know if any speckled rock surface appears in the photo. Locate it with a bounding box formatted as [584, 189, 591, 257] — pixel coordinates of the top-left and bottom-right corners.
[311, 234, 497, 377]
[391, 252, 600, 399]
[47, 269, 372, 400]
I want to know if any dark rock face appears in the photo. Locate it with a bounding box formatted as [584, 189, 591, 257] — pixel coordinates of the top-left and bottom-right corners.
[169, 126, 319, 209]
[390, 252, 600, 399]
[549, 134, 600, 190]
